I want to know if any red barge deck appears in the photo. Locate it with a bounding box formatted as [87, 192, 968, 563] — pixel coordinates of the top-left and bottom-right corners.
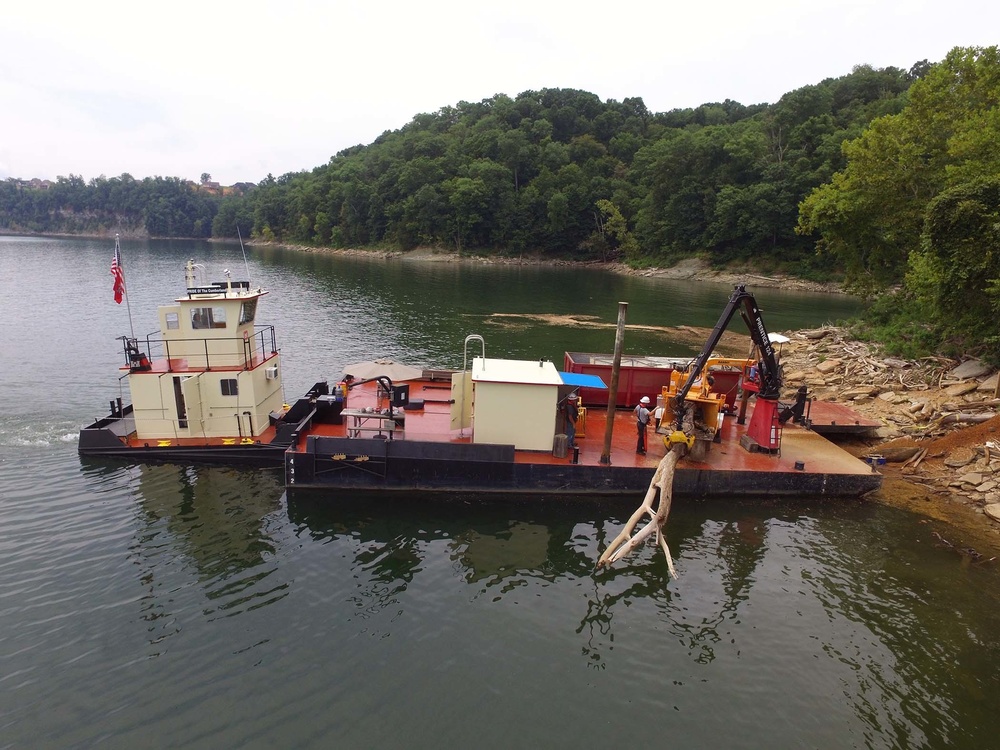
[284, 376, 882, 499]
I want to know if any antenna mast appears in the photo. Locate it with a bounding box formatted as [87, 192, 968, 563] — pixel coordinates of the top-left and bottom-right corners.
[237, 225, 253, 287]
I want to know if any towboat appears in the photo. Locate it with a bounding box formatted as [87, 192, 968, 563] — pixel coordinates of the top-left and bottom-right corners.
[79, 259, 311, 467]
[80, 260, 882, 499]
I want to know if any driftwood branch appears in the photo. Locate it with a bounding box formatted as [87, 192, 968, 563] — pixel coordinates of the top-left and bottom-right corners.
[597, 446, 684, 575]
[942, 398, 1000, 410]
[940, 412, 995, 425]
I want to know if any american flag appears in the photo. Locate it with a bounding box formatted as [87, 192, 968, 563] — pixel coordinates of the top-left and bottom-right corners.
[111, 243, 125, 304]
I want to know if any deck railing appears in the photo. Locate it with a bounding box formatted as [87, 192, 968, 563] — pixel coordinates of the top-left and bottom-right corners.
[122, 325, 277, 372]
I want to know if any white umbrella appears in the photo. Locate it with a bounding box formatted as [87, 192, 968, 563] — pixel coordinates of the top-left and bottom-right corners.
[342, 357, 424, 382]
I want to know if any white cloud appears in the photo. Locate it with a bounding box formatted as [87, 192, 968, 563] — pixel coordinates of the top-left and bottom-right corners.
[1, 0, 994, 184]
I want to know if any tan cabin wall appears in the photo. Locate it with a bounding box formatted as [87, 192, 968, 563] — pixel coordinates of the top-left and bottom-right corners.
[157, 303, 252, 369]
[129, 355, 283, 440]
[473, 381, 558, 451]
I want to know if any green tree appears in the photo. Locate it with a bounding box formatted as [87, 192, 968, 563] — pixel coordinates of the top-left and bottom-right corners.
[594, 199, 640, 262]
[910, 178, 1000, 359]
[798, 46, 1000, 292]
[444, 176, 489, 252]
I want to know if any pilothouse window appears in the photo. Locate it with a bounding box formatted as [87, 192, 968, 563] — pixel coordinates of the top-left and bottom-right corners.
[239, 300, 257, 325]
[191, 307, 227, 329]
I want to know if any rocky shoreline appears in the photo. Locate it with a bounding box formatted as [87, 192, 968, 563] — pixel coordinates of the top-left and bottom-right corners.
[773, 326, 1000, 549]
[253, 242, 848, 294]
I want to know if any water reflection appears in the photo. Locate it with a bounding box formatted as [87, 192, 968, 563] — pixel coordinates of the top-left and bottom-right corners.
[582, 507, 772, 669]
[287, 494, 1000, 746]
[451, 521, 553, 585]
[130, 464, 284, 582]
[286, 496, 778, 669]
[289, 497, 595, 572]
[80, 460, 288, 652]
[794, 505, 1000, 746]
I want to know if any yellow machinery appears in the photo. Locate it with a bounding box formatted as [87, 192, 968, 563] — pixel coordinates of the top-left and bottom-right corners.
[659, 356, 752, 444]
[658, 283, 788, 455]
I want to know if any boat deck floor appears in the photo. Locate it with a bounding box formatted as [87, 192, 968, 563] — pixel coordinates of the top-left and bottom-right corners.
[123, 422, 280, 448]
[805, 400, 883, 435]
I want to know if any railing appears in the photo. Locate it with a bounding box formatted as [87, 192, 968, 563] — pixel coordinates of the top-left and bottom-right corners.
[122, 325, 278, 372]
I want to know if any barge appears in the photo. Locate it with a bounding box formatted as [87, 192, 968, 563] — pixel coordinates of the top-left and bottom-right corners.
[80, 257, 882, 500]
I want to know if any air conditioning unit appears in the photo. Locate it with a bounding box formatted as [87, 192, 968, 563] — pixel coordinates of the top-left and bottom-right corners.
[265, 366, 279, 381]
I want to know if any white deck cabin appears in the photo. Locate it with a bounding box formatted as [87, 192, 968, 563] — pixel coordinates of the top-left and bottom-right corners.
[469, 357, 562, 451]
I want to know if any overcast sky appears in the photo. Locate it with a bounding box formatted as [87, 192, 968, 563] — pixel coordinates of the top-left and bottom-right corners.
[2, 0, 996, 186]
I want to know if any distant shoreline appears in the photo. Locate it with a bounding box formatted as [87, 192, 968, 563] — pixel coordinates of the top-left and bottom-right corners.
[248, 240, 849, 295]
[2, 228, 846, 295]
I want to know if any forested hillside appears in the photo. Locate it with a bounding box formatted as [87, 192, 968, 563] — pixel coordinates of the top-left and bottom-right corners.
[213, 63, 916, 275]
[6, 46, 999, 362]
[798, 46, 1000, 362]
[0, 175, 220, 238]
[1, 61, 919, 276]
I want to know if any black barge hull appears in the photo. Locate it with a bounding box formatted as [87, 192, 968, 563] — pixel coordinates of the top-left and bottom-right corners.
[285, 436, 882, 499]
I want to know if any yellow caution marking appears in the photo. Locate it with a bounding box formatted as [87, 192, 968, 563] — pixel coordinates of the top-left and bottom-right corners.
[331, 453, 347, 460]
[157, 440, 172, 447]
[222, 438, 236, 445]
[353, 455, 370, 462]
[240, 438, 255, 445]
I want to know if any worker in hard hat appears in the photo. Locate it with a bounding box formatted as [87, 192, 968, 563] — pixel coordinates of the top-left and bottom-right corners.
[562, 392, 579, 449]
[634, 395, 651, 454]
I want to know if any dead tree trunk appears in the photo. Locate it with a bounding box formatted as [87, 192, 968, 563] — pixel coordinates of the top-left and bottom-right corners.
[596, 444, 686, 576]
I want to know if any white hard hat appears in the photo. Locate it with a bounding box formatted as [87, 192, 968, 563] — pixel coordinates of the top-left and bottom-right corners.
[640, 396, 650, 404]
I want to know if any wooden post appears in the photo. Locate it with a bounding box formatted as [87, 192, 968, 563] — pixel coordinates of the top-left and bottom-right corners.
[601, 302, 628, 465]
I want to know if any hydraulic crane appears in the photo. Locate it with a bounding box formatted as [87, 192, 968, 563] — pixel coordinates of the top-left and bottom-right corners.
[663, 284, 786, 454]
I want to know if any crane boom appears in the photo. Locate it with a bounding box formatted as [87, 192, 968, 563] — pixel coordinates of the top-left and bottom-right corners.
[672, 283, 782, 431]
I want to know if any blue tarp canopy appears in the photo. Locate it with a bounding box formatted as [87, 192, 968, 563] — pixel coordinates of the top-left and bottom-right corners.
[559, 371, 607, 389]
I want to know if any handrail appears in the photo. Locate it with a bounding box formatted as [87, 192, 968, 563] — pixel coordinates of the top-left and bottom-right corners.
[463, 334, 485, 371]
[289, 407, 319, 448]
[122, 326, 278, 372]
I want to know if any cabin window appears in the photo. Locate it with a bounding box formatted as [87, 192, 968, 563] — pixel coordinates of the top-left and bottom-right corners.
[165, 312, 179, 330]
[221, 378, 238, 396]
[239, 300, 257, 325]
[191, 306, 227, 329]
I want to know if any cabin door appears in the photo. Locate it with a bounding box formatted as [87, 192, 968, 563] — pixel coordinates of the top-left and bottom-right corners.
[180, 375, 205, 437]
[450, 371, 473, 431]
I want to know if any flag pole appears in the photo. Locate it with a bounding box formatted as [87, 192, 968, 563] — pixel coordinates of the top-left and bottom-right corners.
[115, 233, 137, 342]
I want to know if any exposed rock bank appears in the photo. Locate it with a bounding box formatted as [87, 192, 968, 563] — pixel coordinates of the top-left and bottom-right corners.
[616, 256, 844, 293]
[774, 325, 1000, 544]
[254, 244, 846, 293]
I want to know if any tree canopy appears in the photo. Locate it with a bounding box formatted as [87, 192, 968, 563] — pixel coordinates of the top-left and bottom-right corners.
[2, 63, 917, 268]
[797, 46, 1000, 360]
[0, 174, 219, 238]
